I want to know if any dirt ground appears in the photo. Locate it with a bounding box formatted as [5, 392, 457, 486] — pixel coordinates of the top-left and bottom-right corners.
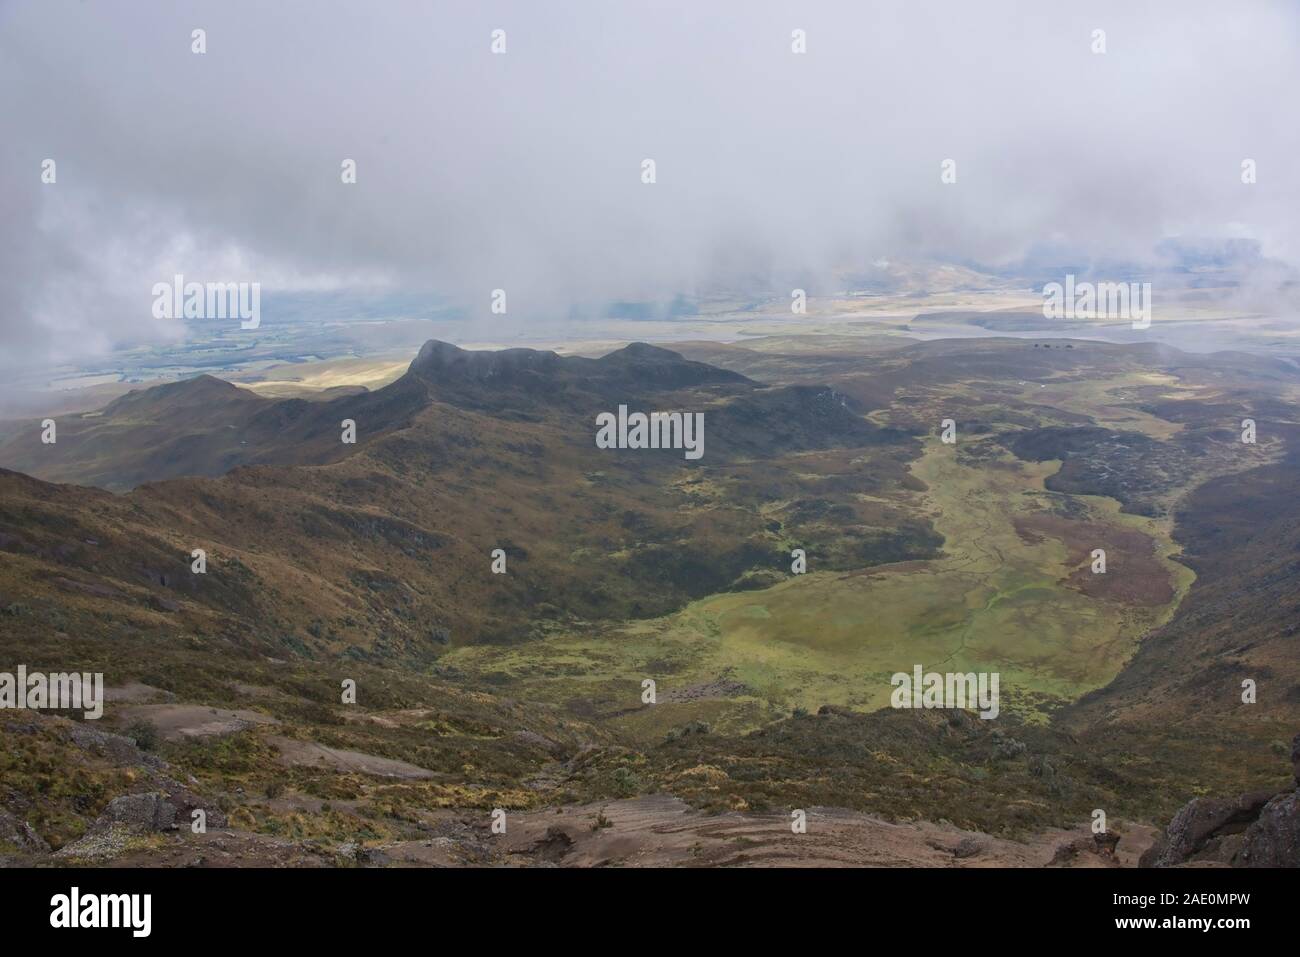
[106, 795, 1157, 868]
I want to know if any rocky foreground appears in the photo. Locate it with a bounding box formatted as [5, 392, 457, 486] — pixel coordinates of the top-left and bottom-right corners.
[3, 689, 1297, 868]
[6, 708, 1292, 868]
[0, 707, 1136, 868]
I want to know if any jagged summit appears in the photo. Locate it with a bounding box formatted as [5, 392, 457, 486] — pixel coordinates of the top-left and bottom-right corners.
[406, 339, 751, 392]
[407, 340, 563, 381]
[0, 341, 758, 490]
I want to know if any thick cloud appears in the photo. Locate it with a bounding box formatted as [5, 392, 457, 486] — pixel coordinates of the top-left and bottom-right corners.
[2, 0, 1297, 375]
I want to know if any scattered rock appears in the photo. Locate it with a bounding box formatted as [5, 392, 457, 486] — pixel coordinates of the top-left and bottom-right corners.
[54, 824, 136, 863]
[660, 677, 748, 703]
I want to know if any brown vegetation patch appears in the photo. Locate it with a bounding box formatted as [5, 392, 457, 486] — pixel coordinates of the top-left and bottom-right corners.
[1013, 513, 1173, 606]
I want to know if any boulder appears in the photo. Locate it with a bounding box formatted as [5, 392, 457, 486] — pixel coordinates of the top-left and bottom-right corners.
[67, 723, 166, 769]
[1142, 733, 1300, 867]
[164, 787, 229, 831]
[1235, 791, 1300, 867]
[97, 793, 177, 831]
[356, 846, 392, 867]
[1049, 833, 1122, 868]
[1140, 789, 1279, 867]
[93, 789, 227, 833]
[1093, 831, 1120, 857]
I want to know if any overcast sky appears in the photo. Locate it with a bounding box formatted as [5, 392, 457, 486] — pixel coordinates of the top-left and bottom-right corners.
[2, 0, 1298, 375]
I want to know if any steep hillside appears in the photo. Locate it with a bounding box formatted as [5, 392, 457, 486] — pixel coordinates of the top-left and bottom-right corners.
[3, 335, 1298, 868]
[0, 372, 431, 491]
[1064, 434, 1300, 728]
[0, 341, 931, 661]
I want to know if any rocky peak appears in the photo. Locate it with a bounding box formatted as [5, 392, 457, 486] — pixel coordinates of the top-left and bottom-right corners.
[407, 340, 563, 383]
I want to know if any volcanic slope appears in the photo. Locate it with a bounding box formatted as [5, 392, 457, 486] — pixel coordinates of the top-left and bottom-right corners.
[0, 341, 930, 663]
[3, 335, 1299, 863]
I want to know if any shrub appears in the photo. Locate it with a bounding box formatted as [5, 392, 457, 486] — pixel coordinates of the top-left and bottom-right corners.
[125, 720, 158, 752]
